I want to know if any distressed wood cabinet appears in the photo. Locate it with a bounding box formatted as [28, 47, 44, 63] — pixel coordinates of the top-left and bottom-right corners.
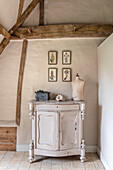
[29, 100, 85, 163]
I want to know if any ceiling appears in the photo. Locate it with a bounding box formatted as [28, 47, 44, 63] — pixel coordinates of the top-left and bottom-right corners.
[0, 0, 113, 31]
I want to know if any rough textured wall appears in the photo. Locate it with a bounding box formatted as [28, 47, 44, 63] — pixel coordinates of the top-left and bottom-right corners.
[0, 38, 104, 146]
[0, 0, 112, 148]
[45, 0, 113, 25]
[0, 40, 22, 121]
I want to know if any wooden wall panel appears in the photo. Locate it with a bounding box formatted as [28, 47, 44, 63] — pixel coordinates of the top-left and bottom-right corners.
[0, 127, 17, 151]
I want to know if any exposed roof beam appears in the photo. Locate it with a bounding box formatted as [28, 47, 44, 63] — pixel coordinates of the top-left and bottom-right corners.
[11, 24, 113, 39]
[11, 0, 40, 33]
[39, 0, 44, 25]
[16, 39, 27, 126]
[0, 38, 10, 54]
[17, 0, 25, 22]
[0, 24, 10, 39]
[0, 0, 40, 54]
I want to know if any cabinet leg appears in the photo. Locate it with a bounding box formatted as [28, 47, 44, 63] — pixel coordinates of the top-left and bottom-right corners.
[29, 140, 34, 163]
[80, 139, 86, 163]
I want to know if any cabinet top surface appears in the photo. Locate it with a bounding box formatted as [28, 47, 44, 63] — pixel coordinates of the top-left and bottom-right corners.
[29, 100, 85, 105]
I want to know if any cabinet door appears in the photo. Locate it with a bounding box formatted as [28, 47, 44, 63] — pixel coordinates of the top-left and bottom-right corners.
[60, 111, 79, 150]
[37, 111, 60, 151]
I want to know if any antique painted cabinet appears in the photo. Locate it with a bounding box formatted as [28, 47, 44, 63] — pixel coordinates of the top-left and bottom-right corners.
[29, 100, 85, 163]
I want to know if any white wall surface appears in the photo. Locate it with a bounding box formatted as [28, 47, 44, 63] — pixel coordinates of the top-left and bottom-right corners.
[0, 37, 104, 147]
[0, 40, 22, 121]
[0, 0, 113, 150]
[98, 34, 113, 170]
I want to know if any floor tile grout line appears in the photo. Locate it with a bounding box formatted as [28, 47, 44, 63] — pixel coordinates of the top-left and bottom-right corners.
[0, 152, 106, 170]
[90, 153, 105, 170]
[7, 151, 24, 170]
[90, 154, 97, 170]
[1, 151, 7, 160]
[0, 151, 6, 161]
[17, 152, 27, 170]
[0, 151, 16, 169]
[7, 151, 16, 169]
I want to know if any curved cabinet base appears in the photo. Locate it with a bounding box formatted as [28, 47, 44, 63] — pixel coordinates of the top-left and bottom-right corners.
[29, 147, 85, 163]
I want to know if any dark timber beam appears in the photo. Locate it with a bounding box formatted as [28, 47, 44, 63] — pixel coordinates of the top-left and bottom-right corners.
[11, 24, 113, 39]
[0, 38, 10, 54]
[16, 39, 27, 126]
[17, 0, 25, 22]
[0, 24, 10, 39]
[0, 0, 40, 55]
[39, 0, 44, 25]
[11, 0, 40, 33]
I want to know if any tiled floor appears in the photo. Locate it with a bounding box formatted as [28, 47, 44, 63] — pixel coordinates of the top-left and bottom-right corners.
[0, 151, 105, 170]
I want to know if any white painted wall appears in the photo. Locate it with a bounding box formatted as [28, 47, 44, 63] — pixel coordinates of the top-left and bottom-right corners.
[1, 0, 113, 152]
[0, 37, 104, 148]
[0, 40, 22, 121]
[98, 34, 113, 170]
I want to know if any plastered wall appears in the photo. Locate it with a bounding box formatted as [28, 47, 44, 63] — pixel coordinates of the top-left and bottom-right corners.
[0, 0, 113, 149]
[98, 34, 113, 170]
[0, 38, 104, 147]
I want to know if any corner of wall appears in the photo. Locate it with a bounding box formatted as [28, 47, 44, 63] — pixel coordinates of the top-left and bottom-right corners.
[97, 147, 112, 170]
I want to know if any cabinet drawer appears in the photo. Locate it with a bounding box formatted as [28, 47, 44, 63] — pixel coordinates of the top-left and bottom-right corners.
[35, 104, 80, 111]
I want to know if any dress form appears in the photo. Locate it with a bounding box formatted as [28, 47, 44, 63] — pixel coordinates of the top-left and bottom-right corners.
[72, 73, 84, 101]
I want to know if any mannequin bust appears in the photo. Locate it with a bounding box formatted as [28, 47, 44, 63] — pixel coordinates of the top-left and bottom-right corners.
[72, 73, 84, 101]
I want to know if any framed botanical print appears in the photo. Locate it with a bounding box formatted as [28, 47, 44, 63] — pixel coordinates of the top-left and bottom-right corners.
[48, 68, 57, 82]
[62, 51, 71, 65]
[62, 68, 71, 82]
[48, 51, 57, 65]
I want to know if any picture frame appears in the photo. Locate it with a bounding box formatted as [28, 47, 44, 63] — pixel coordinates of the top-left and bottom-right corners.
[48, 51, 57, 65]
[62, 68, 72, 82]
[48, 68, 57, 82]
[62, 51, 71, 65]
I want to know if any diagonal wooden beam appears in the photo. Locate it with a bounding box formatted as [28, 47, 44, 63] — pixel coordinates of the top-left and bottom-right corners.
[11, 0, 40, 33]
[16, 39, 27, 126]
[0, 38, 10, 54]
[39, 0, 44, 25]
[0, 24, 10, 39]
[12, 24, 113, 39]
[0, 0, 40, 55]
[17, 0, 25, 22]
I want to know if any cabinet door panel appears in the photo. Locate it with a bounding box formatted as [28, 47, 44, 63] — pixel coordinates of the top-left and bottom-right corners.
[37, 111, 60, 150]
[60, 111, 79, 150]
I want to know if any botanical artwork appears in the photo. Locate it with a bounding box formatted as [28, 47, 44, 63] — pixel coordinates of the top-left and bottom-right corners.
[48, 51, 57, 65]
[48, 68, 57, 82]
[62, 51, 71, 65]
[62, 68, 71, 82]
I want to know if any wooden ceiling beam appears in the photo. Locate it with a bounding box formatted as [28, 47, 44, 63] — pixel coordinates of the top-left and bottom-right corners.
[16, 39, 27, 126]
[11, 24, 113, 39]
[11, 0, 40, 33]
[0, 38, 10, 54]
[0, 24, 10, 39]
[17, 0, 25, 22]
[0, 0, 40, 55]
[39, 0, 44, 25]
